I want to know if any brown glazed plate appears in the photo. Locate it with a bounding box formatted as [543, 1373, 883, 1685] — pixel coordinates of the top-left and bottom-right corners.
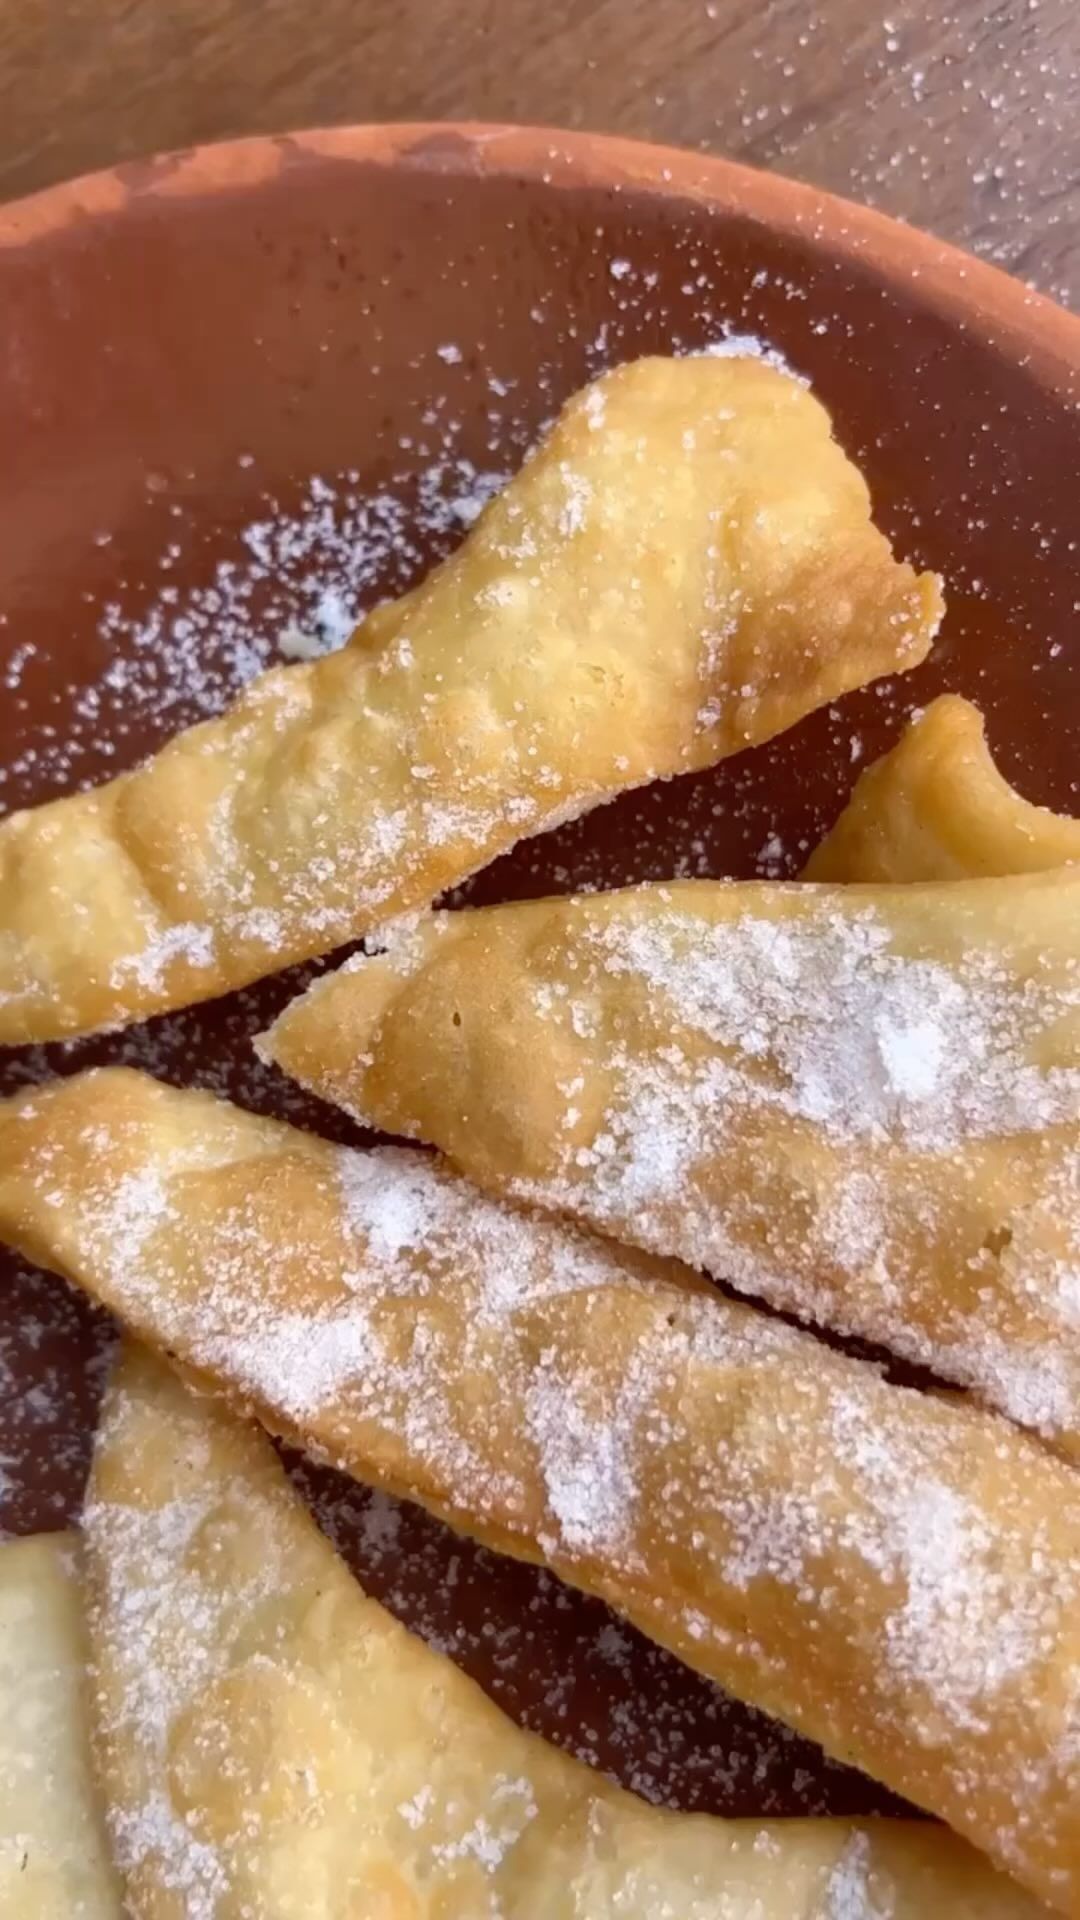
[2, 122, 1079, 1822]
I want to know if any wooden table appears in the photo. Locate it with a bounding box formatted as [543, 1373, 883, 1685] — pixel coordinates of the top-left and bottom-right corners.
[2, 0, 1078, 302]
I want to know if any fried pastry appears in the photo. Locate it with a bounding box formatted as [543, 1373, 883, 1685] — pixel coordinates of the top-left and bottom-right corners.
[0, 1532, 122, 1917]
[4, 1069, 1079, 1909]
[805, 695, 1080, 881]
[265, 870, 1080, 1455]
[0, 355, 941, 1046]
[85, 1346, 1043, 1919]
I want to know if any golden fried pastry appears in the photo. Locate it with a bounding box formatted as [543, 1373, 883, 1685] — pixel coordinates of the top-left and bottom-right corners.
[0, 355, 941, 1046]
[0, 1533, 122, 1917]
[805, 695, 1080, 881]
[4, 1069, 1079, 1909]
[85, 1347, 1043, 1920]
[265, 870, 1080, 1457]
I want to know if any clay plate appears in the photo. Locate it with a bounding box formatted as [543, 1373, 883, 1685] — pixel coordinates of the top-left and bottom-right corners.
[2, 123, 1079, 1822]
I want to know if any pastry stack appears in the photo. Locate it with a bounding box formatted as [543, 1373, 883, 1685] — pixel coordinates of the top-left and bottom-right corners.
[0, 354, 1076, 1918]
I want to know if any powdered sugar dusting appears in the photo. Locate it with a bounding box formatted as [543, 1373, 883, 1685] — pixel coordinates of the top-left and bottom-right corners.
[292, 1456, 869, 1823]
[13, 1071, 1080, 1895]
[1, 462, 508, 804]
[591, 902, 1080, 1148]
[93, 1446, 518, 1907]
[820, 1833, 893, 1920]
[1, 347, 943, 1048]
[86, 1461, 268, 1911]
[372, 882, 1080, 1452]
[110, 923, 217, 997]
[696, 331, 807, 382]
[84, 1357, 950, 1917]
[208, 1304, 377, 1425]
[526, 1368, 638, 1559]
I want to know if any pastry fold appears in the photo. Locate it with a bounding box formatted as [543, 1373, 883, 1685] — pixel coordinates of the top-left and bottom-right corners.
[3, 1068, 1078, 1910]
[265, 871, 1080, 1455]
[0, 1532, 122, 1917]
[0, 355, 940, 1046]
[805, 695, 1080, 881]
[85, 1346, 1043, 1919]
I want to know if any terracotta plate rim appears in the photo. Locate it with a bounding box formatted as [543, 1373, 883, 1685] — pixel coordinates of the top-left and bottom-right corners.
[2, 119, 1080, 393]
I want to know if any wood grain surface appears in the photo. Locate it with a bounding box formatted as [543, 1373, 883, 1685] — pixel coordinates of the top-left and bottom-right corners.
[1, 0, 1077, 302]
